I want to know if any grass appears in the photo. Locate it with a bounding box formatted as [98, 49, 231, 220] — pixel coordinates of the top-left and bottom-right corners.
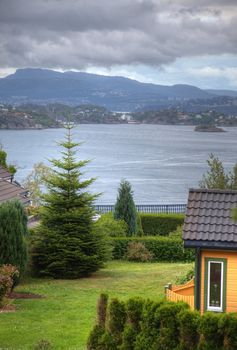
[0, 260, 193, 350]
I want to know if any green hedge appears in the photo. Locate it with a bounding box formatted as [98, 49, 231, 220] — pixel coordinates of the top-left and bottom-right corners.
[111, 236, 194, 262]
[140, 213, 185, 236]
[88, 296, 237, 350]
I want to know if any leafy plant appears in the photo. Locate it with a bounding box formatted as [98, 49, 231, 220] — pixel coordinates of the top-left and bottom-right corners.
[126, 242, 153, 262]
[175, 266, 194, 285]
[94, 213, 127, 237]
[0, 265, 19, 307]
[200, 153, 237, 190]
[22, 162, 50, 206]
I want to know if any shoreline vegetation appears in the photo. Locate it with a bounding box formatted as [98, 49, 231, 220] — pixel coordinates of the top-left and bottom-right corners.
[194, 124, 226, 132]
[1, 103, 237, 130]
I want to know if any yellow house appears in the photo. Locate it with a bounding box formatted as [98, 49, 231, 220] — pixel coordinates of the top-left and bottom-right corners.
[166, 188, 237, 313]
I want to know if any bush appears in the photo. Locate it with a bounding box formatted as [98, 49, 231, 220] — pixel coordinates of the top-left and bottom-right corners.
[126, 297, 144, 330]
[87, 296, 237, 350]
[199, 312, 224, 350]
[219, 313, 237, 350]
[169, 225, 183, 239]
[140, 213, 184, 236]
[94, 213, 127, 237]
[126, 242, 153, 262]
[176, 266, 195, 285]
[108, 299, 127, 346]
[87, 325, 106, 350]
[121, 325, 138, 350]
[0, 265, 19, 307]
[178, 309, 200, 350]
[0, 200, 28, 276]
[155, 302, 189, 350]
[111, 236, 195, 262]
[134, 300, 164, 349]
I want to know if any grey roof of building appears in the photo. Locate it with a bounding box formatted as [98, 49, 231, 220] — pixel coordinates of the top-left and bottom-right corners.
[0, 166, 12, 180]
[0, 179, 30, 204]
[183, 189, 237, 246]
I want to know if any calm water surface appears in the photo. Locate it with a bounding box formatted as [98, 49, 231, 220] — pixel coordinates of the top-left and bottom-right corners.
[1, 125, 237, 204]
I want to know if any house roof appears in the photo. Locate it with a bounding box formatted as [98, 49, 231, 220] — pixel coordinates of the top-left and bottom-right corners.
[183, 188, 237, 249]
[0, 179, 30, 205]
[0, 165, 12, 180]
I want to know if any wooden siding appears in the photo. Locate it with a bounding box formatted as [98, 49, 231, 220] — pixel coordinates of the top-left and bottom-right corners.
[201, 250, 237, 313]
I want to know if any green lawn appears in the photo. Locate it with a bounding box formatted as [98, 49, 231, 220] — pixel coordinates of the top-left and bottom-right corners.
[0, 261, 193, 350]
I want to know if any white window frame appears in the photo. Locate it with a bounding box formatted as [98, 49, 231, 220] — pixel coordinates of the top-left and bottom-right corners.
[207, 260, 224, 312]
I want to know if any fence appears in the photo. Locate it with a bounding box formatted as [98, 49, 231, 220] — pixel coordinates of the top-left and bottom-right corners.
[94, 204, 186, 214]
[165, 288, 194, 310]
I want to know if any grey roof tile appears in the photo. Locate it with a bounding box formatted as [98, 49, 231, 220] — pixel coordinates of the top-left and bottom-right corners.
[183, 189, 237, 244]
[0, 179, 29, 205]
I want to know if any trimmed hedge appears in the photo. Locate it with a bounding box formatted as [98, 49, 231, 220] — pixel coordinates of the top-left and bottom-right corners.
[88, 296, 237, 350]
[111, 236, 195, 262]
[140, 213, 185, 236]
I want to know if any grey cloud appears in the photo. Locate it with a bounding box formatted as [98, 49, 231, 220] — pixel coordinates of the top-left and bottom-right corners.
[0, 0, 236, 70]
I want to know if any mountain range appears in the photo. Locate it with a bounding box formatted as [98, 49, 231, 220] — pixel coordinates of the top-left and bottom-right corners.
[0, 68, 237, 111]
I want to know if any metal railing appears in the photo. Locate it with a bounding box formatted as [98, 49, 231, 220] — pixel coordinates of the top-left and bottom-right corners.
[94, 204, 186, 214]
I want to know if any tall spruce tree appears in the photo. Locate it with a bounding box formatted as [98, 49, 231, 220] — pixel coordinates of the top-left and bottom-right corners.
[114, 180, 138, 236]
[0, 200, 28, 275]
[32, 124, 109, 279]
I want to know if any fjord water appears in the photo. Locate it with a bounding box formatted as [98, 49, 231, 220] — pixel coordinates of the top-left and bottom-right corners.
[1, 124, 237, 204]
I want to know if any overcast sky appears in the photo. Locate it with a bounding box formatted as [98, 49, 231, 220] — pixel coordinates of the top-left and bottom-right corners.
[0, 0, 237, 89]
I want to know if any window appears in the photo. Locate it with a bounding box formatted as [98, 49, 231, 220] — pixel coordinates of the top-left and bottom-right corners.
[204, 258, 227, 312]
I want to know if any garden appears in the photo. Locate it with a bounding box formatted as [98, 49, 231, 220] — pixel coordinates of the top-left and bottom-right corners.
[0, 125, 196, 349]
[0, 261, 193, 349]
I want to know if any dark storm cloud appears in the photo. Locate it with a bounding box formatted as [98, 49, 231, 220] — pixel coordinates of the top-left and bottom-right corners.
[0, 0, 236, 70]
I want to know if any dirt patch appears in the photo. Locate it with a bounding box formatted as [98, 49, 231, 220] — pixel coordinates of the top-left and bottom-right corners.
[0, 304, 16, 313]
[9, 292, 43, 299]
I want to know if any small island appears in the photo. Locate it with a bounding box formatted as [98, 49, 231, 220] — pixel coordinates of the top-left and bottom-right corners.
[194, 125, 226, 132]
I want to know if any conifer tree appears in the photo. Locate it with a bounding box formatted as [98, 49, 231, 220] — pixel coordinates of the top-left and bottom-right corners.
[0, 200, 28, 275]
[32, 124, 109, 279]
[114, 180, 138, 236]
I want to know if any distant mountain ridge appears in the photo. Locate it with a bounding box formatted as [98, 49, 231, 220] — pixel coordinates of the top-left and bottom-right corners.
[0, 68, 236, 111]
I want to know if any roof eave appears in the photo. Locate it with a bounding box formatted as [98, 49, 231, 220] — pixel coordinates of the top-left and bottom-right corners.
[184, 239, 237, 250]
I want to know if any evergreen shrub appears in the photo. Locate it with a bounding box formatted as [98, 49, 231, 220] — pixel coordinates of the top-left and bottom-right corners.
[0, 200, 28, 276]
[87, 296, 237, 350]
[114, 180, 141, 236]
[155, 302, 189, 350]
[199, 312, 224, 350]
[219, 313, 237, 350]
[178, 309, 200, 350]
[140, 213, 184, 236]
[108, 298, 127, 346]
[111, 236, 195, 262]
